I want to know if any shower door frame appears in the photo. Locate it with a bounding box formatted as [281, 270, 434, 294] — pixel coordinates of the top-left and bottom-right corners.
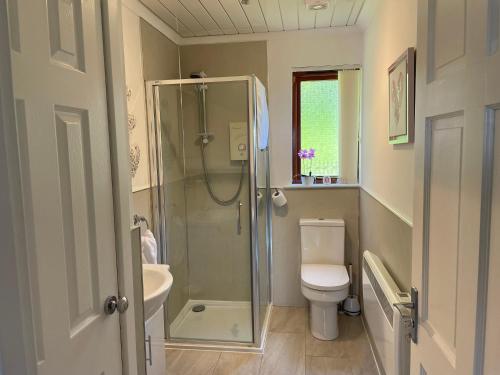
[145, 75, 272, 350]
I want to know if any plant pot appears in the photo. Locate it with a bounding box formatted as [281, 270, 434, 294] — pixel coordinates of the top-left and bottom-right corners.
[301, 175, 315, 186]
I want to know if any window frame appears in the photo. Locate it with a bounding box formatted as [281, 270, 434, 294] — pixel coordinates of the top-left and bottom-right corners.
[292, 70, 339, 184]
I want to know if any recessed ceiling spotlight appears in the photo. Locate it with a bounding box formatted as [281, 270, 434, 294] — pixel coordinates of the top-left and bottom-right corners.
[305, 0, 329, 11]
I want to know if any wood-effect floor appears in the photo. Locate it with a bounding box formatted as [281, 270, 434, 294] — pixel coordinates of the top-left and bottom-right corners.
[166, 306, 379, 375]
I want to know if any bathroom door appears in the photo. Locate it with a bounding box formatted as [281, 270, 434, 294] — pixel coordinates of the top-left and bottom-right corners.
[8, 0, 124, 374]
[411, 1, 500, 374]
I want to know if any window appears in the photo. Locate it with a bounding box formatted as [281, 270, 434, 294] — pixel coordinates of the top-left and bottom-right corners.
[292, 70, 340, 183]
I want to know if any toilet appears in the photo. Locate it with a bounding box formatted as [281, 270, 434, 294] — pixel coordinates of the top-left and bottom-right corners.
[300, 218, 350, 340]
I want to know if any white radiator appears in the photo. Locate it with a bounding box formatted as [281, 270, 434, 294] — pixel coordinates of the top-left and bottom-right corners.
[362, 251, 411, 375]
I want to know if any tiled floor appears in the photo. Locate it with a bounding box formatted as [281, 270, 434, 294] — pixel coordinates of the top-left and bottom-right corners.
[166, 306, 379, 375]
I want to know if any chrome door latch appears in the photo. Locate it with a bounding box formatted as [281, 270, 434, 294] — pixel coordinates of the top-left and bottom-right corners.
[104, 296, 129, 315]
[145, 335, 153, 366]
[393, 287, 418, 344]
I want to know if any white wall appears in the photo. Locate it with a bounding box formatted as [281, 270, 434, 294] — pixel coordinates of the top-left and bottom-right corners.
[267, 29, 364, 187]
[360, 0, 417, 225]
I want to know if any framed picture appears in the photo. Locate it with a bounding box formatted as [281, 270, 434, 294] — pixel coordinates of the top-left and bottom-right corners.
[388, 47, 415, 144]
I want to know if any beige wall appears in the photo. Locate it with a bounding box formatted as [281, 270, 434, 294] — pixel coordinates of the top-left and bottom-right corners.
[157, 83, 189, 323]
[178, 42, 267, 302]
[139, 18, 189, 323]
[140, 19, 180, 81]
[127, 20, 368, 309]
[181, 82, 253, 302]
[180, 41, 267, 86]
[182, 29, 364, 188]
[178, 39, 364, 307]
[180, 32, 364, 307]
[272, 188, 360, 306]
[360, 190, 412, 291]
[360, 0, 417, 224]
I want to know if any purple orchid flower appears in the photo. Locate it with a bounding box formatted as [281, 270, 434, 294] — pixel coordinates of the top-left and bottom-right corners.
[298, 147, 317, 178]
[298, 149, 309, 159]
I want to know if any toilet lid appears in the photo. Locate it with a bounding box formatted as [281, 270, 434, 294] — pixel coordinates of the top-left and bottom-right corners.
[301, 264, 350, 291]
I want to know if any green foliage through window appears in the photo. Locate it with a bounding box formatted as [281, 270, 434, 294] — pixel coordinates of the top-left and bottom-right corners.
[300, 79, 339, 176]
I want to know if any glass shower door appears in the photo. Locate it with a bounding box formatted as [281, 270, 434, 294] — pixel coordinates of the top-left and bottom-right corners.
[256, 146, 271, 335]
[153, 79, 254, 343]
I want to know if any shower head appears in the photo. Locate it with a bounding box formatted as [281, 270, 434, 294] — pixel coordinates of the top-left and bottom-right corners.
[190, 71, 207, 79]
[191, 72, 208, 92]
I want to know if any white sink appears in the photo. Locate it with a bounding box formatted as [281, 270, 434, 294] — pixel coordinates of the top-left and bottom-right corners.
[142, 264, 173, 321]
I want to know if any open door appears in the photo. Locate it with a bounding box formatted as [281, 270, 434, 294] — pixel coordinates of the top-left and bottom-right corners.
[6, 0, 130, 374]
[411, 1, 500, 374]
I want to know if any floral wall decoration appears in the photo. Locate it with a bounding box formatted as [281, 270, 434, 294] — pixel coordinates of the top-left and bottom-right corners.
[122, 10, 151, 192]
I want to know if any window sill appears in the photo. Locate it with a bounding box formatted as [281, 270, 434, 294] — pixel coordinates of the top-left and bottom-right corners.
[283, 183, 360, 190]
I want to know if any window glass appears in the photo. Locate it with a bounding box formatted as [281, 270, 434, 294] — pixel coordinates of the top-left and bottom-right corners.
[300, 79, 339, 177]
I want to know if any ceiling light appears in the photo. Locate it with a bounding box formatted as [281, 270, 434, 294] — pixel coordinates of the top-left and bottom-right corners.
[311, 3, 327, 10]
[305, 0, 329, 11]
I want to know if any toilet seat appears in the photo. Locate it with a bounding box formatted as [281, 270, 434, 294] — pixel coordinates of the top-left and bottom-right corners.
[301, 264, 349, 291]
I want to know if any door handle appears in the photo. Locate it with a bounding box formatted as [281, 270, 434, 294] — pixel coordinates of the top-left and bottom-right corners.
[117, 296, 129, 313]
[104, 296, 129, 315]
[393, 287, 418, 344]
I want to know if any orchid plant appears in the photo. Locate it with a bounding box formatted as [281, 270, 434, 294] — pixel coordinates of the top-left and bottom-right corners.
[298, 148, 316, 177]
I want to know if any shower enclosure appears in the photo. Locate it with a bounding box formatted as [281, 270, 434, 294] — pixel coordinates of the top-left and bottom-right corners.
[146, 76, 271, 350]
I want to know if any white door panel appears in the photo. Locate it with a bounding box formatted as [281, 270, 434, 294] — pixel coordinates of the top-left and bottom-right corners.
[9, 0, 123, 374]
[412, 0, 500, 374]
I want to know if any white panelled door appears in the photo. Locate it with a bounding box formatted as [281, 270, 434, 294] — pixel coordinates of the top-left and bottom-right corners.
[9, 0, 123, 374]
[412, 0, 500, 374]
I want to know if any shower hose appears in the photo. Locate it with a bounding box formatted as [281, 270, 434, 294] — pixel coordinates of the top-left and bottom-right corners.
[200, 142, 245, 206]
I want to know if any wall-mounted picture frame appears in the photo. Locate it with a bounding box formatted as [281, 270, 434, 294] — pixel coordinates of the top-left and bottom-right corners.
[388, 47, 415, 144]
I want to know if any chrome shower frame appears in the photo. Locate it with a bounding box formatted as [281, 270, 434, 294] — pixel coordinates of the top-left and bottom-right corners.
[145, 75, 272, 351]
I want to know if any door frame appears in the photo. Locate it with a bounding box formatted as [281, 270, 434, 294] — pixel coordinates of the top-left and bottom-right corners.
[0, 1, 37, 373]
[0, 1, 140, 374]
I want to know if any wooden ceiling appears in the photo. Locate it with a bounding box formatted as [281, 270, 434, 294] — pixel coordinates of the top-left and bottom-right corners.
[139, 0, 366, 38]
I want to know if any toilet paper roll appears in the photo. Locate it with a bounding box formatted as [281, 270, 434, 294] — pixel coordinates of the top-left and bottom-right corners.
[272, 189, 287, 208]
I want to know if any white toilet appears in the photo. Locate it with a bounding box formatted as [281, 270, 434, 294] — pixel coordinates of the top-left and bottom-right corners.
[300, 218, 350, 340]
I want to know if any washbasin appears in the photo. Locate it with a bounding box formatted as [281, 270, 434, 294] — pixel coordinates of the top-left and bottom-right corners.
[142, 264, 173, 321]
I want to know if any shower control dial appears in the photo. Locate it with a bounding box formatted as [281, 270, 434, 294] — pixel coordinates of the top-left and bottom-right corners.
[229, 122, 248, 161]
